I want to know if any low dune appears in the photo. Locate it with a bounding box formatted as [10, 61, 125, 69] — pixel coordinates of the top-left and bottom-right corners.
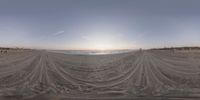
[0, 50, 200, 99]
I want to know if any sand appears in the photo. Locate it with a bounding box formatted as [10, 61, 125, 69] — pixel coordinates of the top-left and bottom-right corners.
[0, 50, 200, 100]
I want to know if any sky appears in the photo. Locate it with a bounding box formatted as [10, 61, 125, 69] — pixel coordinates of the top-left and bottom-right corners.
[0, 0, 200, 50]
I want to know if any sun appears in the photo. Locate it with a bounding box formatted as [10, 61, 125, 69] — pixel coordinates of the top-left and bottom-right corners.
[90, 41, 115, 50]
[80, 32, 135, 50]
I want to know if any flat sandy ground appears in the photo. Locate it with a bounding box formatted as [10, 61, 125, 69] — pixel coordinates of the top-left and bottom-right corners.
[0, 50, 200, 100]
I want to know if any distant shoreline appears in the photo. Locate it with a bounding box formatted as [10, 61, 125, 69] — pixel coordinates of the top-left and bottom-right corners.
[1, 46, 200, 52]
[150, 46, 200, 50]
[49, 49, 134, 55]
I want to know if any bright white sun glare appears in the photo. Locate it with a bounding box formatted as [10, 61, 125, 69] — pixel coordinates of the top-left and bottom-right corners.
[80, 30, 135, 50]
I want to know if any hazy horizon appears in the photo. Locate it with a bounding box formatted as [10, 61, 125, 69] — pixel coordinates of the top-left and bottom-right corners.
[1, 0, 200, 50]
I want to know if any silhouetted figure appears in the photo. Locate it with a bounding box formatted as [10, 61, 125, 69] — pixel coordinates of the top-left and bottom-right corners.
[139, 48, 142, 52]
[172, 48, 175, 54]
[170, 47, 175, 54]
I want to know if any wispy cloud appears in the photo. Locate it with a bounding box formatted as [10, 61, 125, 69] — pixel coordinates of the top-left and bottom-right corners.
[53, 31, 65, 36]
[38, 30, 65, 40]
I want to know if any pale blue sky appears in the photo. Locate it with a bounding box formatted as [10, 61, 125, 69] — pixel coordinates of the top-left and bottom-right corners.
[0, 0, 200, 50]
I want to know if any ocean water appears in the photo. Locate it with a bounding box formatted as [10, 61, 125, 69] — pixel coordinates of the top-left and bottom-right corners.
[49, 50, 133, 55]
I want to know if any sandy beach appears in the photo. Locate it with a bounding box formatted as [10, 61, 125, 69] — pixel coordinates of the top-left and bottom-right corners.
[0, 50, 200, 100]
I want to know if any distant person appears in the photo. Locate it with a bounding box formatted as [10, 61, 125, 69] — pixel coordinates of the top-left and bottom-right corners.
[139, 48, 142, 52]
[171, 49, 175, 54]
